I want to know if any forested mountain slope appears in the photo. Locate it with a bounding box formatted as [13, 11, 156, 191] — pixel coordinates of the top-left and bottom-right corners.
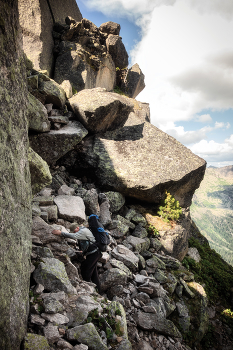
[191, 166, 233, 265]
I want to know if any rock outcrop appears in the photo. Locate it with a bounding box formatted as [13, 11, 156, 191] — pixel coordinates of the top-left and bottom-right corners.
[77, 112, 206, 207]
[0, 1, 32, 348]
[18, 0, 82, 75]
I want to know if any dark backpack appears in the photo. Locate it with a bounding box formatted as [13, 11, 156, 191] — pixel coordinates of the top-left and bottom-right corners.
[88, 214, 110, 252]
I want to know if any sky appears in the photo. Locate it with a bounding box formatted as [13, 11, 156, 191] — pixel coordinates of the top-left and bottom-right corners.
[77, 0, 233, 167]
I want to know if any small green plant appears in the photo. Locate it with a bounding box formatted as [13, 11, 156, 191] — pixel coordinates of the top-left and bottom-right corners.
[146, 224, 159, 236]
[113, 85, 128, 96]
[158, 190, 182, 223]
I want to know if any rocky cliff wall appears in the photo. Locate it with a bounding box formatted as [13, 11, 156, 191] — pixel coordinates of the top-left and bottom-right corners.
[18, 0, 82, 75]
[0, 0, 32, 349]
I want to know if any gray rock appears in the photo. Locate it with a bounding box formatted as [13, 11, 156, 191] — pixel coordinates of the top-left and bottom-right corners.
[105, 191, 125, 212]
[32, 203, 41, 217]
[180, 278, 195, 298]
[99, 21, 121, 35]
[33, 258, 76, 294]
[132, 101, 150, 122]
[83, 188, 100, 215]
[146, 255, 166, 270]
[60, 80, 73, 99]
[54, 42, 116, 93]
[133, 340, 153, 350]
[24, 334, 50, 350]
[73, 344, 89, 350]
[48, 115, 69, 124]
[32, 216, 62, 245]
[99, 195, 112, 226]
[109, 259, 133, 278]
[30, 314, 46, 326]
[100, 268, 128, 291]
[41, 313, 69, 324]
[153, 297, 176, 317]
[33, 246, 54, 258]
[166, 273, 178, 294]
[54, 195, 86, 222]
[154, 270, 168, 284]
[187, 247, 201, 262]
[39, 205, 58, 221]
[58, 185, 75, 196]
[43, 323, 61, 344]
[124, 63, 145, 98]
[28, 147, 52, 196]
[106, 34, 128, 69]
[30, 121, 88, 166]
[150, 238, 162, 251]
[43, 297, 64, 314]
[175, 284, 183, 298]
[178, 315, 191, 333]
[42, 291, 67, 303]
[28, 92, 50, 132]
[38, 79, 66, 108]
[82, 113, 206, 209]
[131, 212, 147, 226]
[176, 302, 189, 317]
[57, 338, 74, 349]
[135, 311, 181, 338]
[66, 323, 108, 349]
[126, 236, 150, 253]
[153, 253, 182, 269]
[69, 295, 103, 327]
[69, 88, 134, 133]
[111, 245, 139, 271]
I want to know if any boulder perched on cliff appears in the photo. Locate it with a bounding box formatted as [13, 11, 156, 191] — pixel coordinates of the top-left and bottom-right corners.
[28, 147, 52, 195]
[106, 34, 128, 69]
[30, 121, 88, 165]
[69, 87, 134, 133]
[125, 63, 146, 98]
[99, 21, 121, 35]
[81, 114, 206, 207]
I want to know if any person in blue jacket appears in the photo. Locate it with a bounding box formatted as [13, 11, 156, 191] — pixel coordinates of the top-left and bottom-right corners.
[52, 224, 102, 292]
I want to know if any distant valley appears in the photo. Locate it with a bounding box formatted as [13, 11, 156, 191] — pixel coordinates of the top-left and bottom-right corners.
[190, 165, 233, 266]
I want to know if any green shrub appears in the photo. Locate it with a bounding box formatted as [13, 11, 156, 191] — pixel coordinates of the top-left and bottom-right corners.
[183, 237, 233, 303]
[146, 224, 159, 236]
[158, 191, 182, 223]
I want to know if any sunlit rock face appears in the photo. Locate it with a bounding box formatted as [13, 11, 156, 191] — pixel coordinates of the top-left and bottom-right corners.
[81, 113, 206, 208]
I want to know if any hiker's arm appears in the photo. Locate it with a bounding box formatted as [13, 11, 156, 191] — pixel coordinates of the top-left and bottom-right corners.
[52, 230, 76, 239]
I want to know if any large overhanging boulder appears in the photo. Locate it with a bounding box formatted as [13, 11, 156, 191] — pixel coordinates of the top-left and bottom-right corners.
[69, 87, 134, 133]
[82, 114, 206, 207]
[29, 121, 88, 165]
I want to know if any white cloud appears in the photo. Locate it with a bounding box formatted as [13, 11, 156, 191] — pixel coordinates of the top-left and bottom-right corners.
[131, 0, 233, 128]
[163, 122, 230, 145]
[195, 114, 212, 123]
[189, 137, 233, 163]
[82, 0, 177, 21]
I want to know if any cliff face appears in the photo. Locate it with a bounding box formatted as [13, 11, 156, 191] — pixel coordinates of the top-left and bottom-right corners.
[18, 0, 82, 75]
[0, 1, 32, 349]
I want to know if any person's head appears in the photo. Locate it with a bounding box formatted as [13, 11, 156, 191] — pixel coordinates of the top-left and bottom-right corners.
[69, 223, 79, 232]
